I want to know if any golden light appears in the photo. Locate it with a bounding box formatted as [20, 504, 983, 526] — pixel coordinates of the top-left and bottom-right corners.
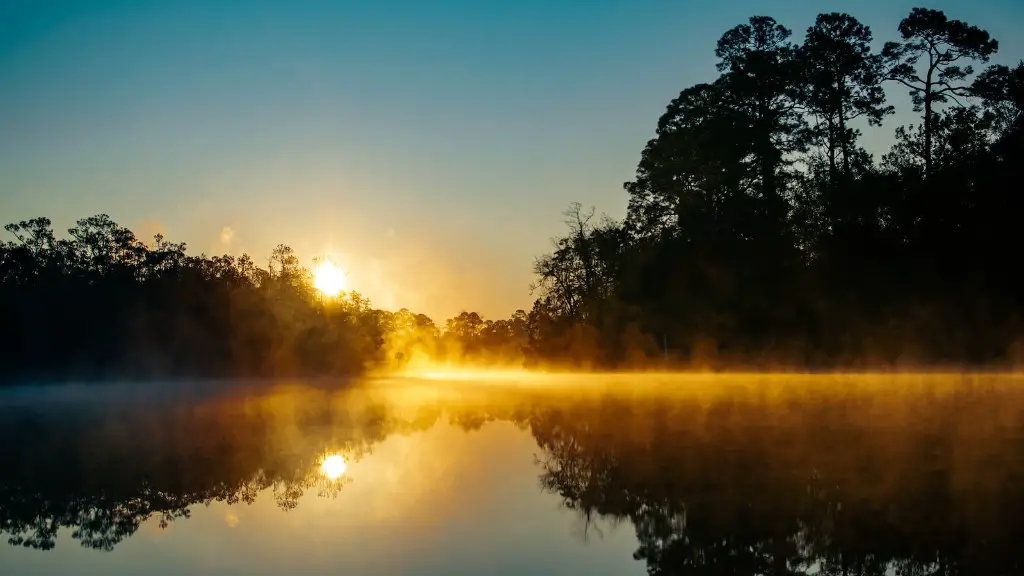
[320, 454, 347, 480]
[312, 260, 347, 297]
[397, 363, 539, 382]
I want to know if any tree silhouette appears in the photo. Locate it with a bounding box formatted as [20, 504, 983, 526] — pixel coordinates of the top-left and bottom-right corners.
[0, 216, 537, 382]
[530, 6, 1021, 370]
[882, 7, 999, 178]
[800, 13, 892, 182]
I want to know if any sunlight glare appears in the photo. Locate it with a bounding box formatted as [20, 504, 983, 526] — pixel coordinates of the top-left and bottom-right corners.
[320, 454, 347, 480]
[313, 260, 347, 297]
[397, 364, 542, 383]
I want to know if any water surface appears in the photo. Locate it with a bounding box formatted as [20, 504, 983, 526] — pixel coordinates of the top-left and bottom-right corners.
[1, 374, 1023, 575]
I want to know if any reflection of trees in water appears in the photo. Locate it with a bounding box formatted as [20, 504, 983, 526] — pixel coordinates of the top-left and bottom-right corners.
[0, 385, 433, 551]
[6, 379, 1024, 576]
[527, 384, 1024, 575]
[0, 383, 534, 552]
[1, 466, 362, 551]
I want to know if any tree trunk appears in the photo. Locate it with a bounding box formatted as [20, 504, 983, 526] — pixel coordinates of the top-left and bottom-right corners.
[828, 116, 838, 186]
[924, 65, 935, 179]
[758, 100, 779, 225]
[838, 107, 851, 175]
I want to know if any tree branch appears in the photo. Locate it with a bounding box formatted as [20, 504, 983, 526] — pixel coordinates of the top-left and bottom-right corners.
[944, 91, 968, 109]
[888, 76, 922, 93]
[934, 83, 973, 97]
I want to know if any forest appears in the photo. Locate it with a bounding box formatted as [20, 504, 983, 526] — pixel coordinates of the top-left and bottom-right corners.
[1, 7, 1022, 381]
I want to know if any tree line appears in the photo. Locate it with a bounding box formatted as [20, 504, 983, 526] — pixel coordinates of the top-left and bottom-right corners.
[2, 7, 1022, 380]
[531, 7, 1024, 369]
[0, 209, 626, 381]
[0, 214, 548, 381]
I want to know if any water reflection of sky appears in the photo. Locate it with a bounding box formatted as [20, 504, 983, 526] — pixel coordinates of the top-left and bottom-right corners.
[0, 383, 643, 575]
[5, 374, 1024, 575]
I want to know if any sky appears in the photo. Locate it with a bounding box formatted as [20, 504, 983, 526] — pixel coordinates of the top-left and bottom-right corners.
[1, 0, 1022, 320]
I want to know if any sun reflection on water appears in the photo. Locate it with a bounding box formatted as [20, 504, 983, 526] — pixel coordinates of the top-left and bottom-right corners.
[320, 454, 347, 480]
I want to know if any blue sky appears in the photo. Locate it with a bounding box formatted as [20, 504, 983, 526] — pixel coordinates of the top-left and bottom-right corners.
[1, 0, 1022, 319]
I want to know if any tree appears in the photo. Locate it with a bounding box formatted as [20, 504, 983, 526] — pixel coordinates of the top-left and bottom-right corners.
[544, 9, 1022, 368]
[67, 214, 147, 279]
[882, 8, 998, 178]
[715, 15, 805, 225]
[444, 311, 485, 342]
[532, 203, 624, 323]
[972, 61, 1024, 137]
[0, 214, 402, 382]
[625, 82, 754, 241]
[269, 244, 302, 283]
[799, 13, 892, 182]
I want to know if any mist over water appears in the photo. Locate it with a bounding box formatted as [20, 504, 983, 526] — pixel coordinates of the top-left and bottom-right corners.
[1, 374, 1023, 575]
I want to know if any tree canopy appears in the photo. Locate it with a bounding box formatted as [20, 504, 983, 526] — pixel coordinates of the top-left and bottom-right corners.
[533, 6, 1024, 370]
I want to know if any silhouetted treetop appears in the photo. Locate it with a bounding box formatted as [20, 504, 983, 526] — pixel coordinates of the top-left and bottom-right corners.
[882, 7, 999, 178]
[542, 6, 1022, 369]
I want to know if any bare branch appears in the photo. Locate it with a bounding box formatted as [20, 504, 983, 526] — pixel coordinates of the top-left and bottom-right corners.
[888, 76, 923, 93]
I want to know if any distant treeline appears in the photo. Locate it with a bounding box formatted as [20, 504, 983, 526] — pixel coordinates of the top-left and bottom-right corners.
[0, 215, 543, 381]
[2, 7, 1023, 380]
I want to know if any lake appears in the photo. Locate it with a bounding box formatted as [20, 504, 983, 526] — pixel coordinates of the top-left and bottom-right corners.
[1, 373, 1023, 575]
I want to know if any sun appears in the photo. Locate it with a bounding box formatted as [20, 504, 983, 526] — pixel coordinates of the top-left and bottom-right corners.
[312, 260, 347, 297]
[320, 454, 347, 480]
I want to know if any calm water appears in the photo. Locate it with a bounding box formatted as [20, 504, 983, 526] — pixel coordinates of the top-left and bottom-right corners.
[2, 374, 1024, 575]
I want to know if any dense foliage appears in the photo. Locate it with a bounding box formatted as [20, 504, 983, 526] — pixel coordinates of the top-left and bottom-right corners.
[0, 217, 383, 380]
[531, 8, 1024, 369]
[0, 215, 547, 381]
